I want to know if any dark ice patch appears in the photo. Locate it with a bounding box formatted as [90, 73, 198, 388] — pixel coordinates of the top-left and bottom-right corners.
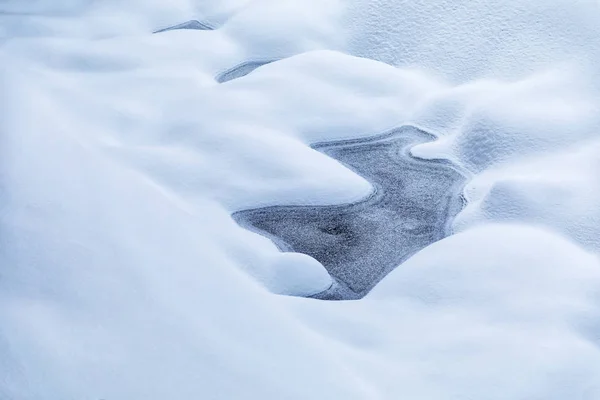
[234, 126, 466, 300]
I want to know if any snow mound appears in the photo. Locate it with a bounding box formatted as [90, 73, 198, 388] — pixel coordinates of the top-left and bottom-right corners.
[371, 224, 600, 309]
[266, 253, 332, 296]
[287, 224, 600, 399]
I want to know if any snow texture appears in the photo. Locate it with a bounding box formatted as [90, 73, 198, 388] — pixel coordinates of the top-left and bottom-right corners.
[2, 0, 600, 399]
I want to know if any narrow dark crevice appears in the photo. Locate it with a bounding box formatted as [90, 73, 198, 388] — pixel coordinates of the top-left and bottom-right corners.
[216, 59, 278, 83]
[153, 20, 215, 34]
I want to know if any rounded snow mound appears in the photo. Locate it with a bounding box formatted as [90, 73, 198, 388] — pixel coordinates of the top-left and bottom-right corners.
[265, 252, 332, 297]
[369, 223, 600, 315]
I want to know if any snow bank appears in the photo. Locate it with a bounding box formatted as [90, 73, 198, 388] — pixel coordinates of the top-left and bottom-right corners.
[2, 0, 600, 398]
[288, 224, 600, 398]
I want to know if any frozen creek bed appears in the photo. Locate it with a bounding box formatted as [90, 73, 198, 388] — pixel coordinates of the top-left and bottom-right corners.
[234, 126, 466, 300]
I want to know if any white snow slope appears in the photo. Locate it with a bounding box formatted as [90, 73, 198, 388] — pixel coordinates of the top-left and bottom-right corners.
[2, 1, 600, 399]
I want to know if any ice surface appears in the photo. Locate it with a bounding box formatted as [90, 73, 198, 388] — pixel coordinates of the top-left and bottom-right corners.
[2, 0, 600, 399]
[235, 127, 466, 299]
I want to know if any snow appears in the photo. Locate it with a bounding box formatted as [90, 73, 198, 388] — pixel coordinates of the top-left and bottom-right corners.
[266, 252, 332, 296]
[2, 0, 600, 399]
[299, 224, 600, 399]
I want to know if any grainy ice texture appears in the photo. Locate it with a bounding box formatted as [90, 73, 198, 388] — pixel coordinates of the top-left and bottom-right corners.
[234, 126, 465, 299]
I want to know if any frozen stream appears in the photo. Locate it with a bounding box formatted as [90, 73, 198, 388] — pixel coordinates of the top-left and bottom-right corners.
[234, 126, 466, 299]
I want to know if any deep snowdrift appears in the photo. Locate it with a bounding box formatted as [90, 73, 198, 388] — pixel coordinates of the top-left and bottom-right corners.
[2, 0, 600, 399]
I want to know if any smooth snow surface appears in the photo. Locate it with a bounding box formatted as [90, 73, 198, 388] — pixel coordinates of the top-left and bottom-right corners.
[2, 0, 600, 399]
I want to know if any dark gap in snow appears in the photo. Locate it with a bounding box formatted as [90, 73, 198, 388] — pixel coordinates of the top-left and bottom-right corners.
[216, 60, 278, 83]
[153, 20, 215, 34]
[233, 126, 467, 300]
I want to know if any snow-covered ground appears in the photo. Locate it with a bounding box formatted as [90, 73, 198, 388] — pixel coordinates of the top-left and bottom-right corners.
[2, 0, 600, 398]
